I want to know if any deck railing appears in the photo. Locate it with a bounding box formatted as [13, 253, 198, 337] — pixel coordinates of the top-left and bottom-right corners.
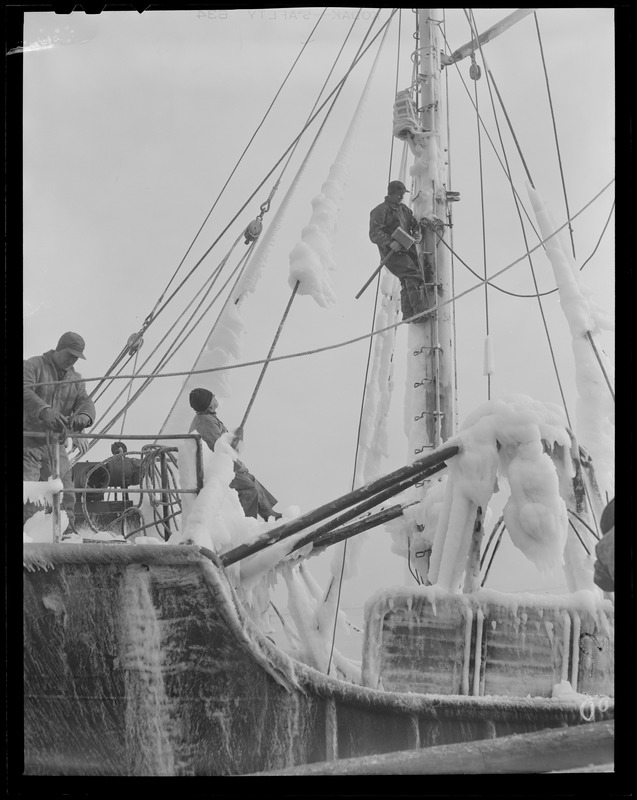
[23, 431, 204, 543]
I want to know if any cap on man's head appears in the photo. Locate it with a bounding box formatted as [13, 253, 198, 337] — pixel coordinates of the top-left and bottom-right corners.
[56, 331, 86, 359]
[189, 388, 214, 412]
[388, 180, 409, 194]
[111, 442, 128, 455]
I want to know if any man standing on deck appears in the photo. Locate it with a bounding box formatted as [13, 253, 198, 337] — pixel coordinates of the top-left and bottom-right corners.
[23, 332, 96, 536]
[369, 180, 428, 323]
[189, 388, 282, 522]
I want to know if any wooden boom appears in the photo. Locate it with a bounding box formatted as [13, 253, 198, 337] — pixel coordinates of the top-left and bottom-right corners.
[219, 443, 459, 567]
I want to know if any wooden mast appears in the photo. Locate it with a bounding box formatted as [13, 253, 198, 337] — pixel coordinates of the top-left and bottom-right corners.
[414, 7, 455, 448]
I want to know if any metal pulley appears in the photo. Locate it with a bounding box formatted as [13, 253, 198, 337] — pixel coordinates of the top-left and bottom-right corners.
[244, 217, 263, 244]
[126, 331, 144, 356]
[469, 53, 481, 81]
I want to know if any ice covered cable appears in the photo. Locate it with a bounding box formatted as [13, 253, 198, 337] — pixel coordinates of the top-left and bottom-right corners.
[526, 184, 614, 502]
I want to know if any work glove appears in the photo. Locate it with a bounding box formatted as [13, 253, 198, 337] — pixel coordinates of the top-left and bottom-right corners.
[39, 407, 68, 432]
[389, 240, 403, 252]
[70, 413, 92, 431]
[71, 437, 90, 457]
[230, 426, 244, 451]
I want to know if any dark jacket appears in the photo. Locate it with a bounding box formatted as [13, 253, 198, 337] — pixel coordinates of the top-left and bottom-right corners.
[23, 350, 95, 434]
[369, 196, 422, 274]
[189, 411, 251, 476]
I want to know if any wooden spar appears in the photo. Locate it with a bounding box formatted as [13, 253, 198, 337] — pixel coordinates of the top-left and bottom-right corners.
[285, 462, 445, 556]
[219, 443, 459, 567]
[292, 502, 415, 558]
[441, 9, 538, 66]
[249, 719, 614, 776]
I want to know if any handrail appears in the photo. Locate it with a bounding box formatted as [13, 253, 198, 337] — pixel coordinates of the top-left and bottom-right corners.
[23, 432, 205, 540]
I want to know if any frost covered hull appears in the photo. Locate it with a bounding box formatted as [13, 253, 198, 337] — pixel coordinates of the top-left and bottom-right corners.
[23, 544, 611, 777]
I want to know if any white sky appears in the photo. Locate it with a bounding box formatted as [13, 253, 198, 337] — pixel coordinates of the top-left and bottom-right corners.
[23, 8, 614, 606]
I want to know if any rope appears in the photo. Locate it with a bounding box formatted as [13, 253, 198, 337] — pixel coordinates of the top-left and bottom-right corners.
[118, 346, 140, 436]
[90, 231, 245, 409]
[466, 8, 572, 428]
[142, 9, 329, 327]
[235, 281, 300, 442]
[27, 178, 615, 390]
[465, 20, 491, 400]
[585, 331, 615, 401]
[156, 9, 372, 441]
[91, 242, 257, 446]
[326, 7, 396, 679]
[435, 197, 615, 298]
[534, 12, 577, 260]
[138, 11, 399, 335]
[231, 7, 383, 449]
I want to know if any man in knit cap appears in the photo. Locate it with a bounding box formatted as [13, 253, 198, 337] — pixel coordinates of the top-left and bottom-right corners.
[189, 388, 281, 522]
[369, 180, 428, 323]
[23, 331, 96, 535]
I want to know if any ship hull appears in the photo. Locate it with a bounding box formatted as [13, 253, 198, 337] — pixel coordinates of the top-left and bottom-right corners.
[23, 544, 612, 776]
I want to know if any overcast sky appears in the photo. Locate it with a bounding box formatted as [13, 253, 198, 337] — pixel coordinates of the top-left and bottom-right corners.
[22, 8, 614, 601]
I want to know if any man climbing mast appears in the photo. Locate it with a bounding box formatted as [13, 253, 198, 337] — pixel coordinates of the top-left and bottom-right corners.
[369, 180, 430, 323]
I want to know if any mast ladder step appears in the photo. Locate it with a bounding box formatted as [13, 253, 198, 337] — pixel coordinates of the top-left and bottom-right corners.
[413, 378, 437, 388]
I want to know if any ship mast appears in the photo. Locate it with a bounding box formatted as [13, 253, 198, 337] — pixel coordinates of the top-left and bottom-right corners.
[412, 7, 455, 450]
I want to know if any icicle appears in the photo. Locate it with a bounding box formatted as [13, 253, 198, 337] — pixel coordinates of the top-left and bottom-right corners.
[472, 607, 484, 696]
[461, 605, 473, 695]
[288, 18, 391, 305]
[561, 610, 572, 683]
[570, 611, 581, 691]
[526, 183, 614, 499]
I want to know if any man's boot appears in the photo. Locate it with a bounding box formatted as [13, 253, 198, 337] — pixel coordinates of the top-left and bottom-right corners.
[400, 284, 414, 322]
[405, 279, 427, 324]
[61, 512, 78, 540]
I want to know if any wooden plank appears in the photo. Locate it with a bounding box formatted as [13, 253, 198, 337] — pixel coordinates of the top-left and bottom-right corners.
[249, 720, 614, 775]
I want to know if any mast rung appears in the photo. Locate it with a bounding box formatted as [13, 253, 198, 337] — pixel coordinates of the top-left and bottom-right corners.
[413, 378, 436, 388]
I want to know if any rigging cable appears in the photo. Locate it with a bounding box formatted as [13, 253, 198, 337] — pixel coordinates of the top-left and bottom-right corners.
[91, 240, 256, 444]
[92, 10, 390, 444]
[91, 232, 245, 409]
[31, 179, 615, 391]
[159, 7, 375, 439]
[326, 7, 398, 679]
[234, 6, 379, 432]
[141, 11, 400, 335]
[466, 8, 571, 426]
[435, 199, 615, 299]
[142, 9, 330, 329]
[81, 7, 401, 432]
[467, 8, 613, 529]
[85, 231, 248, 443]
[438, 26, 545, 250]
[464, 20, 491, 400]
[534, 12, 576, 260]
[86, 12, 329, 401]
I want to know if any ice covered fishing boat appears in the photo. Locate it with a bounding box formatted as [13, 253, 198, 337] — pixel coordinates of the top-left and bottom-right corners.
[22, 8, 615, 776]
